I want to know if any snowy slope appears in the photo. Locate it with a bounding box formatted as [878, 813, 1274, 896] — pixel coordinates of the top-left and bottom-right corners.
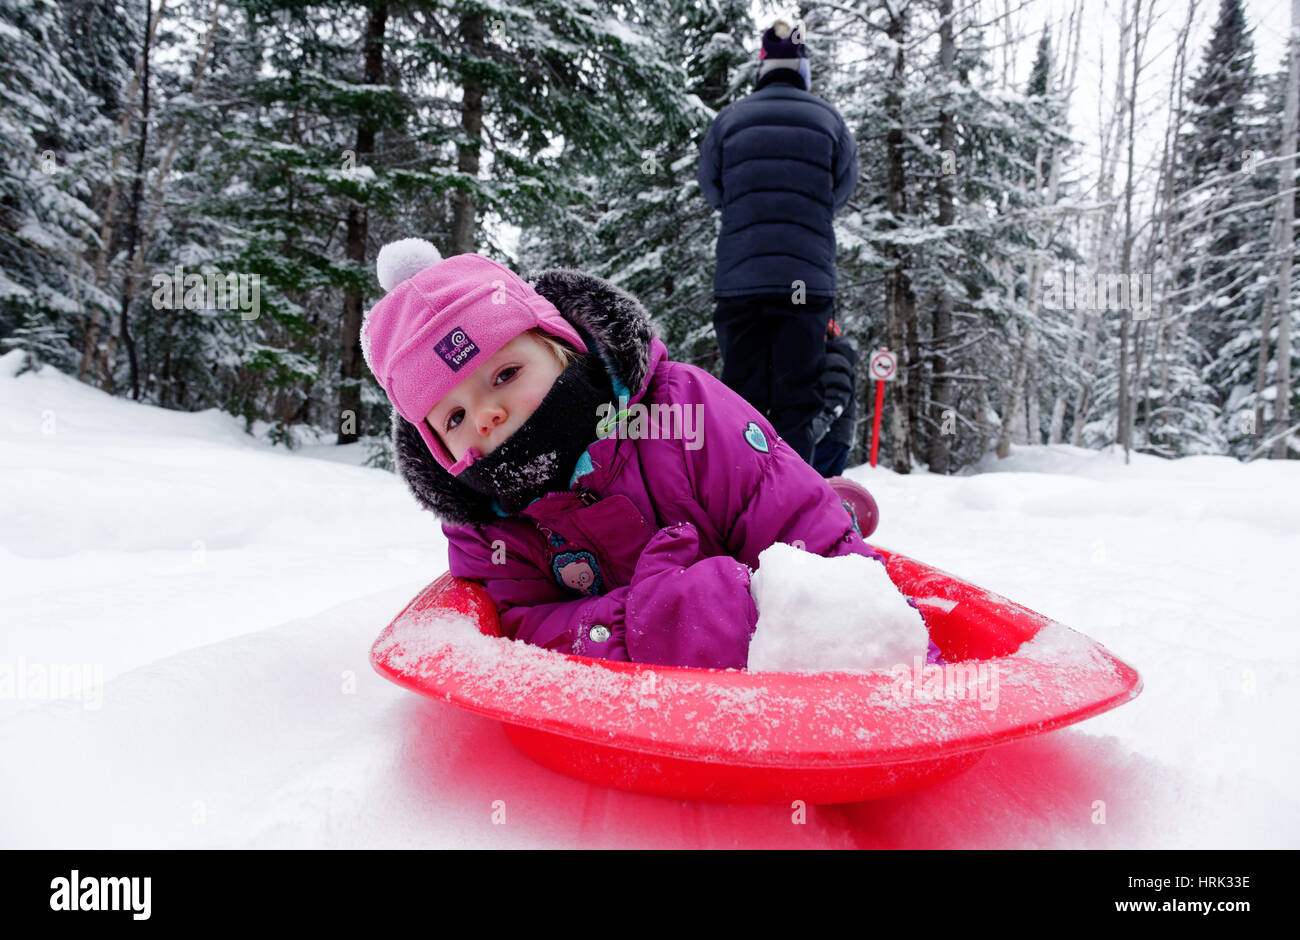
[1, 349, 1297, 848]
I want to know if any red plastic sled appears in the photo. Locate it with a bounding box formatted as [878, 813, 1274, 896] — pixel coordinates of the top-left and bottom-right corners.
[828, 476, 880, 538]
[370, 546, 1142, 804]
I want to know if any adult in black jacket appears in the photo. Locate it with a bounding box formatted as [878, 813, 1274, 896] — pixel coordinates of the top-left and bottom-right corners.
[697, 18, 859, 462]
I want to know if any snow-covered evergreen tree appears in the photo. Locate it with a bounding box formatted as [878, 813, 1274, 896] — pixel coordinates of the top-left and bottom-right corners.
[1170, 0, 1275, 455]
[0, 0, 126, 371]
[515, 0, 720, 366]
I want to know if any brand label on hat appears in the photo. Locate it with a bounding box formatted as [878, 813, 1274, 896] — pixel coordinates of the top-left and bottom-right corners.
[435, 326, 480, 371]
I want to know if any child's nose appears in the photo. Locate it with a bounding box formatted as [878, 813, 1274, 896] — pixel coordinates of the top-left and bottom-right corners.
[477, 404, 506, 435]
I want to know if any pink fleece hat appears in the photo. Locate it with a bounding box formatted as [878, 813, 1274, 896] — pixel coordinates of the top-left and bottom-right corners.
[361, 238, 589, 475]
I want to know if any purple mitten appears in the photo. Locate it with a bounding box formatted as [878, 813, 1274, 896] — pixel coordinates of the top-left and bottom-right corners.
[905, 595, 945, 665]
[625, 523, 758, 669]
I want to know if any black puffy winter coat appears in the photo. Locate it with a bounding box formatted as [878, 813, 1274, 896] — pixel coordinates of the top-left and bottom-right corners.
[697, 71, 859, 299]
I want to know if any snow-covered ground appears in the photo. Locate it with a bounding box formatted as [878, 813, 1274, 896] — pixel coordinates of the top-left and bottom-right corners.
[1, 348, 1296, 848]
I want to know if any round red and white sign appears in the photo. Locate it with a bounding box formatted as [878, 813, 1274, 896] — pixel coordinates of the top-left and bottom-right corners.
[869, 349, 896, 382]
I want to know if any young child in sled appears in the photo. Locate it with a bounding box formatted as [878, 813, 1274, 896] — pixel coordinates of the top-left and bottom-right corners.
[362, 239, 941, 671]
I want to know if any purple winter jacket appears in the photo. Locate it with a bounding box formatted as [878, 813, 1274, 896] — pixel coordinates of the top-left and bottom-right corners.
[389, 267, 886, 671]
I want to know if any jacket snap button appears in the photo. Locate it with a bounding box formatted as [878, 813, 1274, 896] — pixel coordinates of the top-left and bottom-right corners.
[589, 624, 611, 643]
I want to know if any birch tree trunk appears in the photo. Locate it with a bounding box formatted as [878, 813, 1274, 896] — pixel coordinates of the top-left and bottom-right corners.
[884, 4, 914, 473]
[1149, 1, 1197, 451]
[996, 261, 1040, 458]
[1118, 0, 1147, 461]
[1255, 236, 1277, 443]
[1073, 0, 1129, 445]
[1026, 128, 1066, 446]
[1271, 0, 1298, 457]
[928, 0, 956, 474]
[999, 124, 1056, 458]
[1026, 361, 1040, 442]
[1049, 303, 1085, 442]
[1048, 0, 1086, 444]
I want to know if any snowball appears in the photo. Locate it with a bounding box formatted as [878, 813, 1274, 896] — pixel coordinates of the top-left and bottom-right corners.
[746, 542, 929, 673]
[375, 237, 443, 292]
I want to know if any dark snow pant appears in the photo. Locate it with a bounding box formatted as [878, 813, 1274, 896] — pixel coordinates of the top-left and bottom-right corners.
[713, 292, 835, 463]
[812, 439, 850, 478]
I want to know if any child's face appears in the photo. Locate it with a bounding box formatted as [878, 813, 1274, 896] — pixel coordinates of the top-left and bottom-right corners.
[425, 333, 566, 461]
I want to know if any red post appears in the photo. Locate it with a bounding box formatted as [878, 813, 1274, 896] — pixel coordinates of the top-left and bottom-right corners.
[869, 380, 886, 468]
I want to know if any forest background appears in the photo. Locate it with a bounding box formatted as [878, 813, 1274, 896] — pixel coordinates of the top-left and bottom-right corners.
[2, 0, 1297, 473]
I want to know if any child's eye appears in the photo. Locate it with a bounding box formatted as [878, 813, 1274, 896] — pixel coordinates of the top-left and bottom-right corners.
[440, 367, 517, 432]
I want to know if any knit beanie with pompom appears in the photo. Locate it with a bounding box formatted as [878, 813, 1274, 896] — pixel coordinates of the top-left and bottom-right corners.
[758, 18, 810, 91]
[360, 238, 590, 475]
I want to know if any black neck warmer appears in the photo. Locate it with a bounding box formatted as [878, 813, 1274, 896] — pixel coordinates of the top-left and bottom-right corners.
[455, 351, 615, 513]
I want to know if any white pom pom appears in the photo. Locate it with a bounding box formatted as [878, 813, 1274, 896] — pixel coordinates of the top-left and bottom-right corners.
[376, 238, 443, 291]
[772, 19, 791, 39]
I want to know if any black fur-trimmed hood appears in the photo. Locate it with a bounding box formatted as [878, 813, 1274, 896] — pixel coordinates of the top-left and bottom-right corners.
[390, 268, 657, 528]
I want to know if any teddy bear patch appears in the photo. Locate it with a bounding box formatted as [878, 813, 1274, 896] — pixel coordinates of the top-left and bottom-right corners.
[552, 550, 603, 596]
